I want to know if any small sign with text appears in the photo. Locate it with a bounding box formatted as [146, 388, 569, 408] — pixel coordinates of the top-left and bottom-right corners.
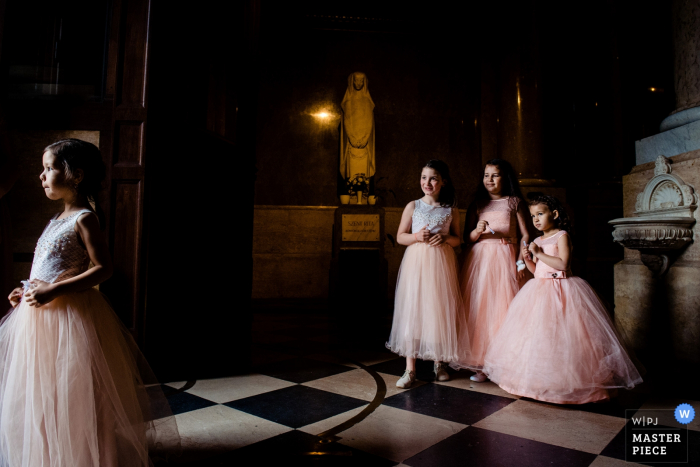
[342, 214, 380, 242]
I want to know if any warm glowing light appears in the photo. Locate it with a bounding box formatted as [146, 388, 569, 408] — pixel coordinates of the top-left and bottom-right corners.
[311, 110, 334, 120]
[650, 87, 656, 92]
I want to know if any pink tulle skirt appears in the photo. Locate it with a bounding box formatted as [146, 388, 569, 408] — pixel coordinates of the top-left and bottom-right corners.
[0, 289, 180, 466]
[483, 277, 643, 404]
[452, 242, 520, 370]
[387, 243, 471, 363]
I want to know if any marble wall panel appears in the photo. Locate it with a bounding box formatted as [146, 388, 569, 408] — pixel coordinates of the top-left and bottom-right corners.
[252, 205, 466, 301]
[615, 262, 700, 363]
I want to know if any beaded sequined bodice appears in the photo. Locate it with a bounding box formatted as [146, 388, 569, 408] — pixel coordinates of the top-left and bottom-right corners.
[476, 196, 519, 240]
[412, 199, 453, 235]
[30, 210, 92, 284]
[533, 230, 571, 279]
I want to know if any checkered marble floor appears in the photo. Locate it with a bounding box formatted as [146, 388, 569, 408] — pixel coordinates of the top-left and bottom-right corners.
[154, 312, 700, 466]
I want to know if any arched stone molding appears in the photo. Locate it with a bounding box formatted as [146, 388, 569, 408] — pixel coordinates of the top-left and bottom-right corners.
[610, 155, 697, 276]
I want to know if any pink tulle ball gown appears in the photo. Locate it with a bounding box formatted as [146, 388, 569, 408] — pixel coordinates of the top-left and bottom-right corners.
[452, 196, 522, 370]
[386, 200, 471, 363]
[0, 210, 179, 466]
[483, 230, 643, 404]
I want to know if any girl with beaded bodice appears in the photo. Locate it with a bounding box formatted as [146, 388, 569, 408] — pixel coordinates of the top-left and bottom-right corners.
[29, 210, 92, 284]
[387, 160, 471, 389]
[451, 159, 530, 379]
[0, 140, 179, 466]
[483, 195, 642, 404]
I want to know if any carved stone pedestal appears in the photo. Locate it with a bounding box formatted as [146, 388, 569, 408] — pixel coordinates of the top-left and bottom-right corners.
[613, 152, 700, 366]
[329, 205, 388, 343]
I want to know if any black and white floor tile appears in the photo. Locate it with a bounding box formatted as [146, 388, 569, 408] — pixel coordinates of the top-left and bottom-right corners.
[154, 312, 699, 466]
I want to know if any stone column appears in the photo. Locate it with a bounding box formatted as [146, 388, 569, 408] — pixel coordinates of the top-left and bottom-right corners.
[615, 0, 700, 374]
[660, 0, 700, 131]
[497, 50, 546, 184]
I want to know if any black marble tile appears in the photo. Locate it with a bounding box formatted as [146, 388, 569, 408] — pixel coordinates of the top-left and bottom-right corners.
[224, 385, 367, 428]
[255, 357, 353, 383]
[160, 390, 217, 416]
[383, 383, 514, 425]
[600, 421, 700, 465]
[599, 418, 632, 460]
[403, 426, 597, 467]
[165, 430, 395, 467]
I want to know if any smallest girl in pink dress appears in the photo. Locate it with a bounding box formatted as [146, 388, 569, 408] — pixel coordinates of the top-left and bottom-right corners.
[483, 194, 642, 404]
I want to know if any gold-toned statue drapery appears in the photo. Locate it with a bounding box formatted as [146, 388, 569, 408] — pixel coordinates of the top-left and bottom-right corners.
[340, 72, 375, 180]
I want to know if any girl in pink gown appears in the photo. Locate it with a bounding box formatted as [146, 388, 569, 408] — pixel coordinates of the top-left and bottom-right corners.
[387, 160, 471, 388]
[451, 159, 530, 380]
[0, 140, 179, 466]
[483, 194, 642, 403]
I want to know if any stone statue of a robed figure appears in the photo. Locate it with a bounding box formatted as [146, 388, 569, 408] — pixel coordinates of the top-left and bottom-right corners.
[340, 72, 375, 185]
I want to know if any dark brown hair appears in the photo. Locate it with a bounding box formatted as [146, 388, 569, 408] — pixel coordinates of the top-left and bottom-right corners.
[44, 139, 106, 229]
[474, 158, 524, 202]
[527, 192, 573, 234]
[423, 159, 457, 207]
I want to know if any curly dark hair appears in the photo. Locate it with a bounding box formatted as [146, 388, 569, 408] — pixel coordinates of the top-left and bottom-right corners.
[527, 192, 573, 235]
[474, 158, 524, 202]
[423, 159, 457, 208]
[44, 139, 106, 229]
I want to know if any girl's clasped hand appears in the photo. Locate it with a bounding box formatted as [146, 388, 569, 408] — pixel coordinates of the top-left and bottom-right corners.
[14, 279, 55, 307]
[414, 223, 446, 246]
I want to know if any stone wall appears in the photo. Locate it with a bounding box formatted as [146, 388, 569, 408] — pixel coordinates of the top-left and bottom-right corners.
[615, 148, 700, 363]
[252, 205, 467, 302]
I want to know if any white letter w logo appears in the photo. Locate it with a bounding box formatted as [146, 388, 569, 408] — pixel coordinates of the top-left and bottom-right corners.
[680, 410, 691, 418]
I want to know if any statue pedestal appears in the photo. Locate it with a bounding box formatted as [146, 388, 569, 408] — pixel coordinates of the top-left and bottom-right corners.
[329, 205, 388, 343]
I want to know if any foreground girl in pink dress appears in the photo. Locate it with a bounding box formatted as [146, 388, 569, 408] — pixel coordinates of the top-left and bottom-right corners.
[387, 160, 471, 388]
[483, 194, 642, 403]
[452, 159, 530, 381]
[0, 139, 179, 466]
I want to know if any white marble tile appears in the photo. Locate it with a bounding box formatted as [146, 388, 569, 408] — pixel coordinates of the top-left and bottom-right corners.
[166, 374, 295, 404]
[589, 455, 647, 467]
[343, 350, 401, 367]
[636, 398, 700, 432]
[297, 405, 369, 435]
[302, 369, 423, 402]
[436, 372, 520, 399]
[473, 399, 627, 454]
[175, 405, 291, 454]
[335, 405, 466, 462]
